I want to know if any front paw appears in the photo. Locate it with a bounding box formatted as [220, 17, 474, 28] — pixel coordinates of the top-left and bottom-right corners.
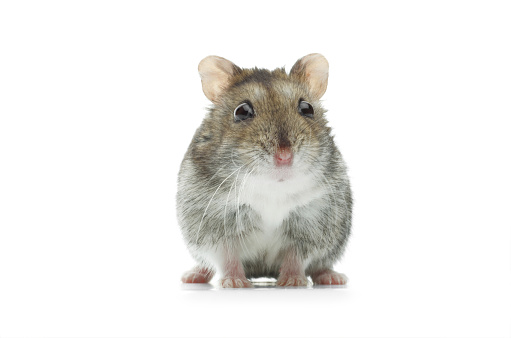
[181, 266, 214, 284]
[276, 274, 309, 287]
[182, 271, 210, 284]
[220, 277, 253, 288]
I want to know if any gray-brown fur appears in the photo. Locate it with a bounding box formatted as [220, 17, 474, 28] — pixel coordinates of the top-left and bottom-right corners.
[177, 54, 352, 284]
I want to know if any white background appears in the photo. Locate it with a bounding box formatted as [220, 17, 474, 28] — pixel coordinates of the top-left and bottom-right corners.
[0, 1, 510, 337]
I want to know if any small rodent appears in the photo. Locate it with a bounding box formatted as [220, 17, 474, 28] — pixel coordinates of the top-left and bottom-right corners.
[177, 54, 352, 288]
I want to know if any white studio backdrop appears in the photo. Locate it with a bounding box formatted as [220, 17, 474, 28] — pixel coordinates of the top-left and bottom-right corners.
[0, 1, 510, 337]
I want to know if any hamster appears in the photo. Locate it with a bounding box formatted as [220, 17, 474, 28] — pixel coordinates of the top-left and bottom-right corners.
[177, 54, 352, 288]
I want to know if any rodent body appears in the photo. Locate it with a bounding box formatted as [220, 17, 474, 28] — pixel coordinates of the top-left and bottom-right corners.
[177, 54, 352, 287]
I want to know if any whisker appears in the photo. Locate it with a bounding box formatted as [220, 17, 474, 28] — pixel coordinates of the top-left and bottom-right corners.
[234, 167, 251, 255]
[234, 157, 261, 256]
[223, 172, 237, 237]
[241, 164, 262, 248]
[196, 164, 245, 244]
[205, 163, 230, 185]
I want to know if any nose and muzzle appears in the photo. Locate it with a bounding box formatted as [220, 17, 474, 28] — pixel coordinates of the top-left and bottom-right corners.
[273, 129, 294, 166]
[274, 147, 293, 166]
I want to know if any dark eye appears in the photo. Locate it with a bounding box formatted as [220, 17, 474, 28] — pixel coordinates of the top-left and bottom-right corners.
[298, 100, 314, 118]
[233, 102, 255, 122]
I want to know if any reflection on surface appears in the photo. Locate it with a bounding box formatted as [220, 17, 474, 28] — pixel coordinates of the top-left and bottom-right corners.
[180, 277, 347, 291]
[180, 283, 215, 291]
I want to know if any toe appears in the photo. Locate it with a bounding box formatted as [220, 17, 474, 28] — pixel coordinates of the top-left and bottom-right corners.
[220, 277, 252, 288]
[313, 271, 348, 285]
[277, 275, 308, 287]
[182, 272, 207, 283]
[221, 278, 234, 288]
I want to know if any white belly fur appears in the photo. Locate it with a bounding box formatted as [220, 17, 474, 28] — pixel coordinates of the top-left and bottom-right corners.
[236, 171, 326, 263]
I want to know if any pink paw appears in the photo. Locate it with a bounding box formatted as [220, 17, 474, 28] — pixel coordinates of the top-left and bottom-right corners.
[312, 270, 348, 285]
[276, 275, 309, 287]
[181, 267, 214, 284]
[220, 277, 252, 288]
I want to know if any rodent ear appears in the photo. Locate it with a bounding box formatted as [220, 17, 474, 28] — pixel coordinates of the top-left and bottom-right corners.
[290, 53, 329, 99]
[198, 56, 240, 103]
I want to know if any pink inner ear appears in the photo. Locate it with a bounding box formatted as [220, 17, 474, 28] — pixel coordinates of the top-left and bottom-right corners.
[292, 53, 329, 99]
[198, 56, 237, 102]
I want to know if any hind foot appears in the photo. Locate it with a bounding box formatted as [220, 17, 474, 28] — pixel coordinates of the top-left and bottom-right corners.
[219, 252, 252, 288]
[311, 269, 348, 285]
[220, 277, 252, 288]
[276, 274, 309, 287]
[276, 249, 308, 286]
[181, 266, 214, 284]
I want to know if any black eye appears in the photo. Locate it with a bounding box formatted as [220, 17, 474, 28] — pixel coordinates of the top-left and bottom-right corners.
[233, 102, 255, 122]
[299, 100, 314, 118]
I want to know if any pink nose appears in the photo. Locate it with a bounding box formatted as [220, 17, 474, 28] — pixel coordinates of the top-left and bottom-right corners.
[275, 148, 293, 166]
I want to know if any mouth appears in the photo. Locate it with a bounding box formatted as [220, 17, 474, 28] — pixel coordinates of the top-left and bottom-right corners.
[255, 148, 297, 182]
[271, 166, 293, 182]
[272, 148, 296, 181]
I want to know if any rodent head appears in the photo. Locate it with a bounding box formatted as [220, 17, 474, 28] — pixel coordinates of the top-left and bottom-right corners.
[194, 54, 333, 181]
